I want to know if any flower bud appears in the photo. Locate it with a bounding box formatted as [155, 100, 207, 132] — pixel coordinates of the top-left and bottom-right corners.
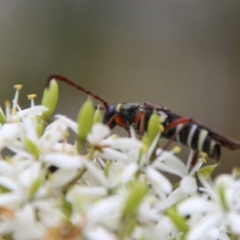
[146, 111, 163, 146]
[122, 180, 147, 215]
[41, 79, 58, 121]
[92, 106, 102, 125]
[77, 98, 94, 145]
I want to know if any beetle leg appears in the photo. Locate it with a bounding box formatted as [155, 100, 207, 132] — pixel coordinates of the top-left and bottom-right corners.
[133, 111, 145, 136]
[107, 114, 126, 128]
[165, 117, 192, 131]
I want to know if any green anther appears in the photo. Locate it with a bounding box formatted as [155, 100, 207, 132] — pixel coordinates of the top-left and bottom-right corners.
[41, 79, 58, 121]
[77, 98, 94, 145]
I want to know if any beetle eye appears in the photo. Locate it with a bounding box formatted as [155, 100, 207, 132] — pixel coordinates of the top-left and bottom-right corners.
[103, 105, 116, 125]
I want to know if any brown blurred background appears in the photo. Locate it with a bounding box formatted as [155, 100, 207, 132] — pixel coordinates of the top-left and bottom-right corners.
[0, 1, 240, 175]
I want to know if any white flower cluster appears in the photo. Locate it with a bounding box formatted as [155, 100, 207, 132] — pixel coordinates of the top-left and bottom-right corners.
[0, 86, 239, 240]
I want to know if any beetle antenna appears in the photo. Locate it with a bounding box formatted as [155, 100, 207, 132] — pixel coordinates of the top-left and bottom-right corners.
[46, 74, 109, 109]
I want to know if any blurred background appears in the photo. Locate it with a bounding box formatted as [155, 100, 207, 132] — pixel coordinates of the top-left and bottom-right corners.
[0, 1, 239, 175]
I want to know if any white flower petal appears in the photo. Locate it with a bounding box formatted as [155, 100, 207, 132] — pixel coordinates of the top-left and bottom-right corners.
[39, 120, 68, 149]
[87, 196, 121, 223]
[17, 105, 48, 118]
[107, 138, 143, 152]
[227, 211, 240, 234]
[0, 193, 21, 208]
[154, 150, 188, 176]
[180, 176, 197, 195]
[87, 123, 110, 144]
[178, 197, 215, 216]
[18, 162, 41, 188]
[82, 159, 108, 187]
[41, 153, 83, 169]
[156, 188, 187, 211]
[0, 123, 21, 150]
[96, 148, 128, 162]
[55, 114, 78, 133]
[49, 168, 78, 187]
[85, 226, 115, 240]
[146, 166, 172, 194]
[186, 213, 222, 240]
[0, 177, 20, 193]
[67, 186, 107, 201]
[13, 204, 45, 240]
[121, 163, 139, 184]
[22, 115, 38, 142]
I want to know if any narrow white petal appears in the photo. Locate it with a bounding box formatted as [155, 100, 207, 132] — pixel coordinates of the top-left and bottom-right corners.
[39, 120, 68, 148]
[41, 153, 83, 169]
[227, 211, 240, 234]
[55, 114, 78, 133]
[146, 166, 172, 194]
[0, 123, 21, 150]
[0, 177, 20, 193]
[87, 123, 110, 144]
[180, 176, 197, 195]
[17, 105, 48, 118]
[85, 226, 115, 240]
[22, 115, 38, 142]
[82, 159, 108, 187]
[13, 204, 45, 239]
[156, 188, 187, 211]
[121, 163, 138, 183]
[153, 162, 185, 178]
[186, 213, 222, 240]
[204, 228, 220, 240]
[0, 161, 13, 176]
[67, 186, 107, 201]
[18, 162, 41, 188]
[178, 197, 215, 216]
[107, 138, 143, 152]
[153, 150, 188, 177]
[87, 196, 121, 223]
[96, 148, 128, 162]
[0, 193, 21, 208]
[49, 168, 78, 187]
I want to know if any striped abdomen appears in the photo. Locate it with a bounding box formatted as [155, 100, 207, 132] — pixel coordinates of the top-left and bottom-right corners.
[163, 122, 221, 160]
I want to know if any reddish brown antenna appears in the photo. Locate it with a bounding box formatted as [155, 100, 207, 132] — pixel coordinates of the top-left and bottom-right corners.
[46, 74, 109, 109]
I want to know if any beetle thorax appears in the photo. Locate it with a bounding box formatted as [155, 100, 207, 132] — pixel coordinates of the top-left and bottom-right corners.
[116, 102, 140, 124]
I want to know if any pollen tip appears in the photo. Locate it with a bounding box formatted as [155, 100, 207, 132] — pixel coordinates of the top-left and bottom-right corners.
[4, 100, 11, 107]
[14, 84, 22, 90]
[172, 145, 181, 154]
[27, 94, 37, 100]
